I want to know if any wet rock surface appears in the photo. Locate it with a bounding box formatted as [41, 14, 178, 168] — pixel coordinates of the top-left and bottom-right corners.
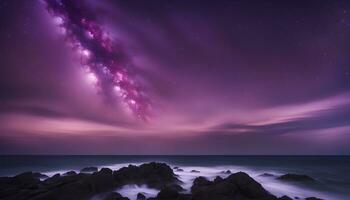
[0, 163, 323, 200]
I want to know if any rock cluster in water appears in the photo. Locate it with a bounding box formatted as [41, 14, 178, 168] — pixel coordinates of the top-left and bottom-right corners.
[277, 173, 315, 182]
[0, 162, 323, 200]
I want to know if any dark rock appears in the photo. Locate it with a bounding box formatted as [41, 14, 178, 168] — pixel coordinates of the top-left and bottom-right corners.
[176, 169, 184, 172]
[33, 173, 49, 179]
[103, 192, 129, 200]
[137, 193, 146, 200]
[0, 172, 44, 200]
[259, 173, 275, 177]
[31, 180, 94, 200]
[99, 168, 113, 175]
[48, 174, 61, 180]
[167, 184, 184, 192]
[1, 163, 325, 200]
[305, 197, 324, 200]
[214, 176, 223, 182]
[62, 171, 77, 176]
[42, 174, 62, 186]
[2, 172, 42, 191]
[113, 162, 182, 190]
[278, 195, 293, 200]
[190, 170, 200, 173]
[86, 168, 115, 193]
[191, 172, 278, 200]
[15, 172, 41, 183]
[157, 187, 179, 199]
[227, 172, 276, 198]
[42, 173, 83, 188]
[156, 187, 190, 200]
[1, 188, 46, 200]
[277, 174, 315, 182]
[0, 182, 18, 199]
[80, 167, 98, 173]
[221, 170, 231, 174]
[193, 176, 211, 186]
[31, 168, 114, 200]
[173, 167, 179, 170]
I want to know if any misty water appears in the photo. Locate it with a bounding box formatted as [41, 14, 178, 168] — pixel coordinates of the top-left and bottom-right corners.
[1, 155, 349, 200]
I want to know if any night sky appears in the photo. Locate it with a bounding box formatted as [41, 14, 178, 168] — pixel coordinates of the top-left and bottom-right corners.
[1, 0, 350, 154]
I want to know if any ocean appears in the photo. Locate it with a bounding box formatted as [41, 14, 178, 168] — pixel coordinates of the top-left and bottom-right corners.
[1, 155, 349, 200]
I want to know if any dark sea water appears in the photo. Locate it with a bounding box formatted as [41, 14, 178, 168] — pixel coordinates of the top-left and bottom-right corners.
[1, 155, 349, 200]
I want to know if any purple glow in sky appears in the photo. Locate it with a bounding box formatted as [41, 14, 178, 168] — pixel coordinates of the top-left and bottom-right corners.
[0, 0, 350, 154]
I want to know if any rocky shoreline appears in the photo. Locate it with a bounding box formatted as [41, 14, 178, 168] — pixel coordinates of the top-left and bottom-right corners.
[0, 162, 323, 200]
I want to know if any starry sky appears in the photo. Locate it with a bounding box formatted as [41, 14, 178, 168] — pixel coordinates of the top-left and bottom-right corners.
[0, 0, 350, 155]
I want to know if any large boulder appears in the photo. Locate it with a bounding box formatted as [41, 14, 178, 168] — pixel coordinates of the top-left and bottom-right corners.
[113, 162, 182, 190]
[191, 172, 278, 200]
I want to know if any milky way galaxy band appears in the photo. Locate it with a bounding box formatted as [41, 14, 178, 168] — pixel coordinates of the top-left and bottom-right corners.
[44, 0, 151, 121]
